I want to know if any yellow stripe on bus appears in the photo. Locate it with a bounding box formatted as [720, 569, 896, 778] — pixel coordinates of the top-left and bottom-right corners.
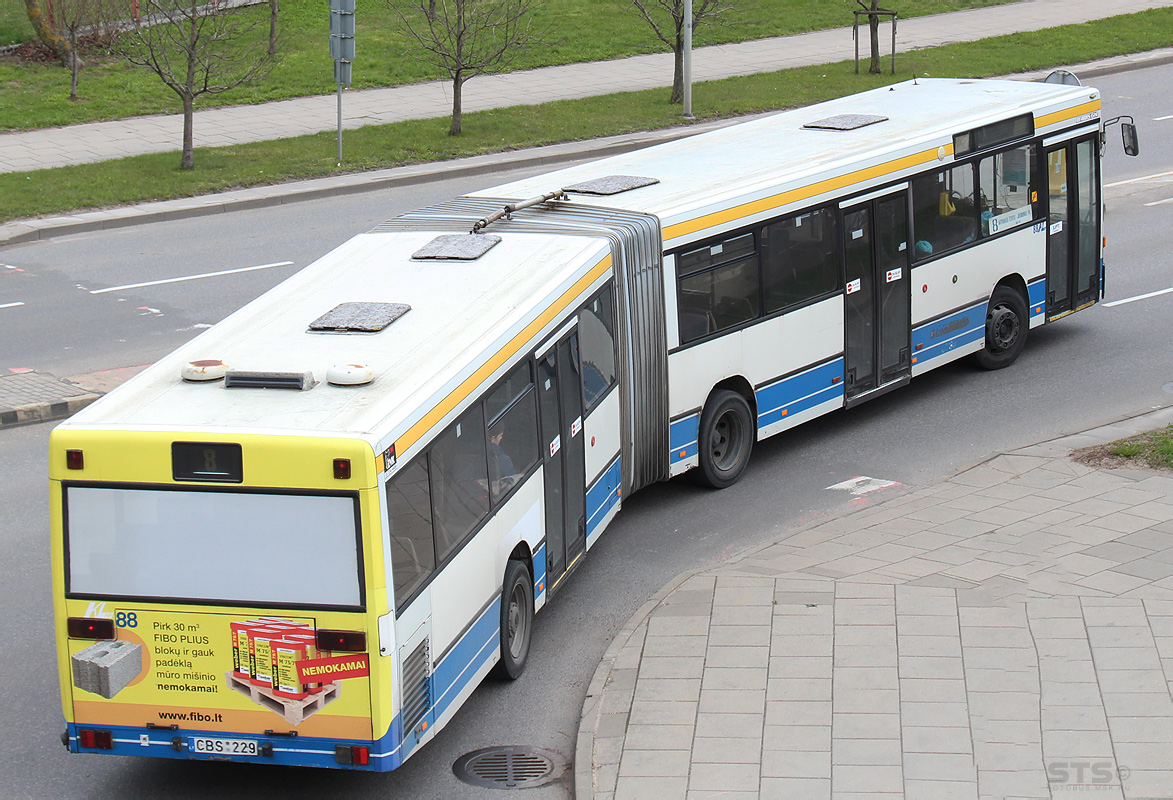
[1035, 99, 1101, 130]
[392, 254, 613, 460]
[664, 144, 946, 241]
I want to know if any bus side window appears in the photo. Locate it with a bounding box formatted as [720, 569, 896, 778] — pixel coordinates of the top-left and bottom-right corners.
[912, 164, 978, 256]
[485, 362, 540, 504]
[386, 456, 436, 609]
[677, 233, 760, 343]
[429, 404, 489, 561]
[762, 207, 839, 312]
[977, 144, 1037, 235]
[580, 285, 617, 411]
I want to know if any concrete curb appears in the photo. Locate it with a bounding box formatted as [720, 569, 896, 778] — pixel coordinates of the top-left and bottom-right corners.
[570, 400, 1173, 798]
[0, 392, 100, 429]
[3, 48, 1171, 249]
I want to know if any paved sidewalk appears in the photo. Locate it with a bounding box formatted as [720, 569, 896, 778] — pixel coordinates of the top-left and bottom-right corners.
[2, 0, 1171, 173]
[577, 406, 1173, 799]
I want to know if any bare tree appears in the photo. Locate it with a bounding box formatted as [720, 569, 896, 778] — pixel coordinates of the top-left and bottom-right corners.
[388, 0, 538, 136]
[630, 0, 737, 104]
[52, 0, 120, 100]
[118, 0, 275, 169]
[268, 0, 277, 56]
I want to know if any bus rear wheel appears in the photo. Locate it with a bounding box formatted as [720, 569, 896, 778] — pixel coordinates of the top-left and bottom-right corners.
[493, 559, 533, 680]
[974, 285, 1028, 370]
[694, 389, 754, 489]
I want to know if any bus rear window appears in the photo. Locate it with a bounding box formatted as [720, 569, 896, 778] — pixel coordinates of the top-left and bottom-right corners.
[65, 485, 363, 609]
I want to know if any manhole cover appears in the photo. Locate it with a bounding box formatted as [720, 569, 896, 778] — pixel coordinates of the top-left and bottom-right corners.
[453, 745, 562, 789]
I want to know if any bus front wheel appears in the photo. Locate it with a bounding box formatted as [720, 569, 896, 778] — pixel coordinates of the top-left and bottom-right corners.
[694, 389, 755, 489]
[493, 559, 533, 680]
[974, 286, 1028, 370]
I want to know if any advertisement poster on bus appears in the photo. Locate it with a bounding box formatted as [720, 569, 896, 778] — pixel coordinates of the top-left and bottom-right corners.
[65, 603, 372, 740]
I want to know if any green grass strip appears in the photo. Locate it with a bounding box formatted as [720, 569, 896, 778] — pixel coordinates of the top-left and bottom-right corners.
[2, 8, 1170, 224]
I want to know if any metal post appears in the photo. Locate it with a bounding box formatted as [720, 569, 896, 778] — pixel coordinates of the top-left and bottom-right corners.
[337, 82, 343, 166]
[682, 0, 693, 119]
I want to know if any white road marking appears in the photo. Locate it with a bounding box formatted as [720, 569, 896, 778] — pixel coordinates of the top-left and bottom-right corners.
[1143, 197, 1173, 207]
[826, 476, 900, 495]
[1155, 114, 1173, 121]
[0, 301, 25, 309]
[1103, 287, 1173, 307]
[89, 261, 294, 295]
[1105, 169, 1173, 188]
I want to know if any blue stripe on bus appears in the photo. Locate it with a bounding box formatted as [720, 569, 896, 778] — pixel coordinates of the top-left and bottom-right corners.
[64, 722, 383, 771]
[912, 302, 985, 364]
[755, 358, 845, 428]
[586, 456, 622, 543]
[1028, 277, 1046, 320]
[669, 414, 700, 464]
[533, 542, 548, 600]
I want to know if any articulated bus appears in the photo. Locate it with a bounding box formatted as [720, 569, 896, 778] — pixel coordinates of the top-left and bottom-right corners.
[52, 77, 1134, 770]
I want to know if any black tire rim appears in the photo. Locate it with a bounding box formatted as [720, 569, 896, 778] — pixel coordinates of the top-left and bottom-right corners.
[710, 408, 745, 472]
[506, 581, 529, 660]
[987, 303, 1020, 352]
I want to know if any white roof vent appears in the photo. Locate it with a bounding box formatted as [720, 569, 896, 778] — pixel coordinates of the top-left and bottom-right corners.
[181, 359, 229, 382]
[327, 363, 375, 386]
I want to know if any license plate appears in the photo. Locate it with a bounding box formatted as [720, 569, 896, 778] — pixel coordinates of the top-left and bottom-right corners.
[189, 736, 259, 756]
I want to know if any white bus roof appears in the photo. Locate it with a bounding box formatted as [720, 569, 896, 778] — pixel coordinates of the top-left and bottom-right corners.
[60, 78, 1097, 446]
[62, 230, 611, 443]
[476, 78, 1098, 245]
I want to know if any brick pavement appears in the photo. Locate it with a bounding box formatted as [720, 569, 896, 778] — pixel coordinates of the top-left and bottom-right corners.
[578, 406, 1173, 800]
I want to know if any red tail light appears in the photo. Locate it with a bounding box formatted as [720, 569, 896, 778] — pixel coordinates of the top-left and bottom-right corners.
[335, 744, 370, 765]
[316, 629, 365, 652]
[66, 449, 84, 470]
[333, 458, 351, 480]
[79, 729, 113, 749]
[68, 617, 115, 640]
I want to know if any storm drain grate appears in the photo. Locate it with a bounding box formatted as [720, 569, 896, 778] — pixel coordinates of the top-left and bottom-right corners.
[453, 745, 562, 789]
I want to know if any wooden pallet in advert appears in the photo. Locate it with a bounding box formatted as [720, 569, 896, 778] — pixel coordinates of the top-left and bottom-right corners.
[225, 672, 340, 726]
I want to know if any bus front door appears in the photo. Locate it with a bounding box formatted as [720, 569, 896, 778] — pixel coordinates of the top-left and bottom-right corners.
[841, 189, 912, 404]
[537, 328, 587, 592]
[1046, 136, 1100, 319]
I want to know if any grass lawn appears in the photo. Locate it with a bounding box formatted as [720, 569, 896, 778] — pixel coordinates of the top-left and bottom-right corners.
[0, 0, 1013, 131]
[1, 7, 1170, 224]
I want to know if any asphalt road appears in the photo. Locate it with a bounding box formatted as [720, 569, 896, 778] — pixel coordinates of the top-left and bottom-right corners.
[1, 64, 1170, 798]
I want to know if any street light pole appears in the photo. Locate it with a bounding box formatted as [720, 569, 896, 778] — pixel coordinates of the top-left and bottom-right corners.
[682, 0, 694, 118]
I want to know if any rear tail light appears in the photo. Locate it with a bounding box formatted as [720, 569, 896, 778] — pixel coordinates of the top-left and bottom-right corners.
[335, 744, 369, 765]
[66, 449, 84, 470]
[79, 729, 114, 749]
[333, 458, 351, 480]
[316, 629, 366, 652]
[68, 617, 115, 640]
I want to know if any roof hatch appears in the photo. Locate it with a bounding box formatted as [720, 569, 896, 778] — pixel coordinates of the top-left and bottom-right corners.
[803, 114, 889, 131]
[563, 175, 659, 195]
[308, 302, 411, 333]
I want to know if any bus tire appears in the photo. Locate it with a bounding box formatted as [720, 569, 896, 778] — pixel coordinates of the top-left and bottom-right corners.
[493, 559, 533, 680]
[974, 285, 1029, 370]
[694, 389, 755, 489]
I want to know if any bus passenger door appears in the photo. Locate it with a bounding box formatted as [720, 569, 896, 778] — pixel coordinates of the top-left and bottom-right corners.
[841, 188, 912, 403]
[537, 327, 587, 592]
[1046, 136, 1100, 319]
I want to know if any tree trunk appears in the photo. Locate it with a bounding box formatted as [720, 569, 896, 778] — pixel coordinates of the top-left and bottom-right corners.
[24, 0, 72, 67]
[670, 30, 683, 104]
[181, 94, 195, 169]
[450, 73, 462, 136]
[69, 29, 79, 100]
[269, 0, 278, 56]
[868, 1, 881, 75]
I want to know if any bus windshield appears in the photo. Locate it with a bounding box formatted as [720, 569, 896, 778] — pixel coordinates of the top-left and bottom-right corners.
[64, 485, 363, 609]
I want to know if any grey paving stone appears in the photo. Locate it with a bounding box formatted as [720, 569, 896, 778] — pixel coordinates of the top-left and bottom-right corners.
[833, 687, 900, 715]
[698, 689, 766, 714]
[693, 712, 764, 740]
[833, 644, 897, 667]
[902, 724, 973, 754]
[628, 700, 698, 726]
[639, 656, 706, 679]
[832, 737, 902, 766]
[766, 700, 832, 727]
[633, 677, 701, 703]
[757, 777, 830, 798]
[831, 764, 903, 792]
[903, 751, 978, 781]
[710, 625, 771, 647]
[900, 678, 969, 703]
[623, 724, 695, 751]
[831, 712, 902, 739]
[614, 775, 689, 798]
[903, 778, 979, 800]
[898, 636, 963, 658]
[767, 676, 831, 701]
[760, 748, 830, 778]
[688, 760, 761, 791]
[617, 748, 692, 777]
[768, 655, 833, 677]
[900, 701, 972, 728]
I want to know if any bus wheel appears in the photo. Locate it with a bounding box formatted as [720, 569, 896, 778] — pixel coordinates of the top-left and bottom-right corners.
[694, 389, 754, 489]
[493, 559, 533, 680]
[974, 286, 1028, 370]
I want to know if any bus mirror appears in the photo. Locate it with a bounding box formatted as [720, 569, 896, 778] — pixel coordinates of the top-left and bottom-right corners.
[1122, 122, 1139, 157]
